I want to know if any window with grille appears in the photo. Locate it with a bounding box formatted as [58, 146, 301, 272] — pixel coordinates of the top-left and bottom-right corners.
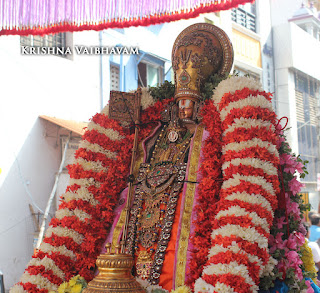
[138, 62, 163, 88]
[231, 3, 256, 32]
[110, 64, 120, 91]
[233, 67, 260, 81]
[295, 72, 319, 182]
[20, 33, 67, 57]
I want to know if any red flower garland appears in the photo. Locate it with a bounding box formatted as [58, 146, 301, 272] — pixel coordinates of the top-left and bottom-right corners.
[13, 99, 165, 292]
[186, 100, 222, 288]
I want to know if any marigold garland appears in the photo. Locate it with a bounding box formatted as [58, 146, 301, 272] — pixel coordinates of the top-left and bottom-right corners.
[49, 275, 87, 293]
[301, 240, 318, 284]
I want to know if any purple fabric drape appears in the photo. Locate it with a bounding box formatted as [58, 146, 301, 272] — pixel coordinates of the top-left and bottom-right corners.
[0, 0, 255, 36]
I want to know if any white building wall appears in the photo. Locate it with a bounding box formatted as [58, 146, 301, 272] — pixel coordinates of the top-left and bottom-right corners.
[272, 0, 320, 211]
[273, 21, 320, 149]
[0, 31, 103, 288]
[290, 24, 320, 80]
[0, 31, 103, 185]
[257, 0, 275, 102]
[273, 23, 296, 151]
[274, 23, 320, 80]
[0, 120, 61, 287]
[270, 0, 303, 27]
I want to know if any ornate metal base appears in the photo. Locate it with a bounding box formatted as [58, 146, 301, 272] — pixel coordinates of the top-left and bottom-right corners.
[83, 247, 146, 293]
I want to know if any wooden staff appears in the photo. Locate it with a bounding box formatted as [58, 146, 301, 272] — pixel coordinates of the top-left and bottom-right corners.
[120, 116, 140, 253]
[108, 88, 142, 254]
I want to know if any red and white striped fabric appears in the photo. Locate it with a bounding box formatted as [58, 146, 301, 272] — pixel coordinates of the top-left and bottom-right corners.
[195, 76, 280, 293]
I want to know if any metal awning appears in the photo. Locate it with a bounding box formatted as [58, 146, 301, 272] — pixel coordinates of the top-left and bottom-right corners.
[39, 115, 88, 136]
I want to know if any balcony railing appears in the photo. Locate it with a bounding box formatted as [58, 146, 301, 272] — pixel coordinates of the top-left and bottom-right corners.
[231, 7, 256, 32]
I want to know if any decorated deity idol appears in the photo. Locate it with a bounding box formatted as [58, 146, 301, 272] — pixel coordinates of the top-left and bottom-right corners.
[12, 24, 320, 293]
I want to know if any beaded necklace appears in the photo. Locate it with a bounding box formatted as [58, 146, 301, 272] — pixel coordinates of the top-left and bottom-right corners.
[126, 123, 193, 284]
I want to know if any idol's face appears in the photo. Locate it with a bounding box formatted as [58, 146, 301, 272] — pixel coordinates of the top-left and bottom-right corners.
[178, 99, 194, 120]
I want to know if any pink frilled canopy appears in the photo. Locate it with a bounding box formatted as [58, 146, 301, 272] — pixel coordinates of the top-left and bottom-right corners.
[0, 0, 254, 36]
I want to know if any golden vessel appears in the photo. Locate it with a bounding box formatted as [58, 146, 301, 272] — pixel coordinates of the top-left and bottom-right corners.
[83, 244, 146, 293]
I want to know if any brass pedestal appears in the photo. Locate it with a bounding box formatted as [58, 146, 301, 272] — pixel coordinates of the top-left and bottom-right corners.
[83, 246, 146, 293]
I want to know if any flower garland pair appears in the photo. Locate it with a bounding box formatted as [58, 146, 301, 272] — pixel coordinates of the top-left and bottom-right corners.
[11, 77, 315, 293]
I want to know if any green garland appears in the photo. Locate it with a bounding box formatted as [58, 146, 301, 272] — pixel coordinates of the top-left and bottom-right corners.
[148, 73, 228, 101]
[149, 80, 175, 101]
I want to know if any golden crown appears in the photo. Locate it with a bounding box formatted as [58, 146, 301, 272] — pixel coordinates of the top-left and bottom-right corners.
[172, 23, 234, 103]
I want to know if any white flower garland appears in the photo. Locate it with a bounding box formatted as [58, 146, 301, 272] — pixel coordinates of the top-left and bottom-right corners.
[211, 76, 262, 104]
[196, 76, 279, 292]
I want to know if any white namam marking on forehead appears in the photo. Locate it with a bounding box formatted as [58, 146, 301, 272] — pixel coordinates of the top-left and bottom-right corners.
[179, 99, 193, 108]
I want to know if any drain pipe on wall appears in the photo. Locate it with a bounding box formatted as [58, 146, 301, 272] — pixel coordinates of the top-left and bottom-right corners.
[0, 270, 4, 293]
[99, 31, 104, 111]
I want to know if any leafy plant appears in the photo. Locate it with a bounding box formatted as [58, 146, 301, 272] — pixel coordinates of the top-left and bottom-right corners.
[149, 80, 175, 101]
[148, 73, 228, 102]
